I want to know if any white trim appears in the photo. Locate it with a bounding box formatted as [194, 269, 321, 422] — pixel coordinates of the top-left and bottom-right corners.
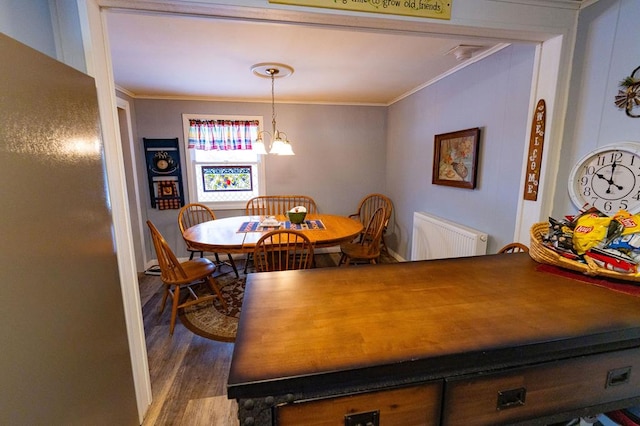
[48, 0, 65, 62]
[514, 33, 576, 243]
[488, 0, 582, 9]
[82, 1, 152, 422]
[117, 96, 148, 270]
[85, 0, 579, 422]
[182, 113, 267, 210]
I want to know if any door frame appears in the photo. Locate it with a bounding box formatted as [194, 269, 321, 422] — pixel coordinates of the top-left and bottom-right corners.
[81, 0, 576, 421]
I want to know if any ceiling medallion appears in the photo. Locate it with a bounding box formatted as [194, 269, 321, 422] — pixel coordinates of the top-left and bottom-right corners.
[251, 63, 294, 79]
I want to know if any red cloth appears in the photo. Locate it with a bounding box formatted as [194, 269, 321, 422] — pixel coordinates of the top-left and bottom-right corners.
[535, 263, 640, 297]
[606, 410, 640, 426]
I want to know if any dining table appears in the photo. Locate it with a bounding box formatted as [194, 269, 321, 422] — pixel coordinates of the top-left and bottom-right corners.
[181, 213, 364, 254]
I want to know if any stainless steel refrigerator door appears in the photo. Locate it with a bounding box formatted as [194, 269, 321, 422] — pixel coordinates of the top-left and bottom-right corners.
[0, 34, 138, 424]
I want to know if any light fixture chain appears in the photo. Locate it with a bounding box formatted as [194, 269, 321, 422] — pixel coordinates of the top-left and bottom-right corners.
[271, 71, 277, 135]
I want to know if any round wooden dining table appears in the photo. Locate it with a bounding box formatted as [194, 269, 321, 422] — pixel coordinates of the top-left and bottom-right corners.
[182, 214, 364, 254]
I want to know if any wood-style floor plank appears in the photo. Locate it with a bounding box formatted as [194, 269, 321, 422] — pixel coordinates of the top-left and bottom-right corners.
[139, 271, 238, 426]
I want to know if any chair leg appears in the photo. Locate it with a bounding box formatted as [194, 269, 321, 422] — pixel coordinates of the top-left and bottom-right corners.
[169, 285, 180, 335]
[227, 253, 239, 278]
[159, 286, 170, 314]
[206, 276, 227, 310]
[244, 253, 252, 274]
[380, 234, 389, 255]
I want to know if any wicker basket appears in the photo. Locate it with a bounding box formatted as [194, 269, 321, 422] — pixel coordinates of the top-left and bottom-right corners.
[529, 222, 640, 282]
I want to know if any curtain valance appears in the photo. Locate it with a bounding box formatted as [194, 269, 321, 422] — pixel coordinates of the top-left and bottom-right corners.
[188, 119, 258, 151]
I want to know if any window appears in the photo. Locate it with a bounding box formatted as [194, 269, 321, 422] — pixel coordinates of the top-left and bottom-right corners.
[182, 114, 265, 210]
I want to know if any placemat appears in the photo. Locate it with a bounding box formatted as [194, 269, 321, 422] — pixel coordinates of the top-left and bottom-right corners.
[237, 222, 280, 232]
[536, 263, 640, 297]
[283, 220, 325, 230]
[238, 220, 326, 232]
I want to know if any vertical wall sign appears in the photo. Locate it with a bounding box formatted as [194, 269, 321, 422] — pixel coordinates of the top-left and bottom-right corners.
[268, 0, 452, 20]
[143, 138, 185, 210]
[523, 100, 546, 201]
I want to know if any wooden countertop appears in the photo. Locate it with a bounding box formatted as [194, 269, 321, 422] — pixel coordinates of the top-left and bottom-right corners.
[228, 254, 640, 399]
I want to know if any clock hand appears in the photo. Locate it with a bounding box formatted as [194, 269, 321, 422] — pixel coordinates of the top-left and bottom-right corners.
[596, 168, 624, 194]
[608, 162, 624, 191]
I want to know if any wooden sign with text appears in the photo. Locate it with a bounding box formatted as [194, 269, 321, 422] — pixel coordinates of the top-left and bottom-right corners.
[269, 0, 452, 20]
[523, 99, 546, 201]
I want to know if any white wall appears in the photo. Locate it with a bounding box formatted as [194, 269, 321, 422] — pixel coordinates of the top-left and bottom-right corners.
[0, 0, 56, 57]
[553, 0, 640, 218]
[387, 44, 536, 256]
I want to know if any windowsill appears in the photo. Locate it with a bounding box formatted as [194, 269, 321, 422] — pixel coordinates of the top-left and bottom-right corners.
[202, 201, 248, 210]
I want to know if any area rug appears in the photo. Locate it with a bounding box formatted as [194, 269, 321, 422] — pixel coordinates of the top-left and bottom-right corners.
[177, 252, 397, 342]
[178, 272, 244, 343]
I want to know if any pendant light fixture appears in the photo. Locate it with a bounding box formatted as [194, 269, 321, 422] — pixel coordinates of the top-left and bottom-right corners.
[251, 63, 295, 156]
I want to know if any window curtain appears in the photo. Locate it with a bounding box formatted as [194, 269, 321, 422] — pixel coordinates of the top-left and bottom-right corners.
[188, 119, 259, 150]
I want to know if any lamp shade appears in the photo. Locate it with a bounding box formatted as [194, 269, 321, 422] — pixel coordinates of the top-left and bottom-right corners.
[277, 142, 295, 156]
[269, 139, 285, 155]
[253, 138, 268, 155]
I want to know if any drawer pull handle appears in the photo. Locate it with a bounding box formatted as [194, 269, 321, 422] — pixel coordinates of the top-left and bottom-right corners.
[497, 387, 526, 411]
[607, 366, 632, 387]
[345, 410, 379, 426]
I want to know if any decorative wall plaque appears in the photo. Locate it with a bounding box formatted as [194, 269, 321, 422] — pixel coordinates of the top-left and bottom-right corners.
[268, 0, 452, 20]
[614, 65, 640, 118]
[523, 99, 546, 201]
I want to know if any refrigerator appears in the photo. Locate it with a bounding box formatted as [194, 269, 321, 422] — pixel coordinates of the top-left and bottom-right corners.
[0, 33, 138, 424]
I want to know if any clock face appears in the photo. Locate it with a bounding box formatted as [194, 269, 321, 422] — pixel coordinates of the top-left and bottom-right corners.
[568, 142, 640, 214]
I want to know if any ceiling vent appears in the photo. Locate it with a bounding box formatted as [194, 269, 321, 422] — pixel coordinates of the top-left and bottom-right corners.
[446, 45, 485, 61]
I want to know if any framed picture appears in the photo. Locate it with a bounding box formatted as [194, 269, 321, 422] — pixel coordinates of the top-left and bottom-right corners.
[432, 127, 481, 189]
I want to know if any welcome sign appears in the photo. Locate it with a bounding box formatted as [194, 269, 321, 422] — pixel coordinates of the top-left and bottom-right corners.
[269, 0, 452, 20]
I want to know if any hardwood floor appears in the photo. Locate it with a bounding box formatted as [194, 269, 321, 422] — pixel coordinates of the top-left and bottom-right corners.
[139, 269, 239, 426]
[139, 252, 397, 425]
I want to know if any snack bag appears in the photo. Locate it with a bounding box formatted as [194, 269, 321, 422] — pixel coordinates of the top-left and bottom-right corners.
[568, 205, 608, 229]
[585, 247, 637, 273]
[606, 232, 640, 263]
[572, 214, 612, 255]
[613, 210, 640, 235]
[544, 217, 574, 253]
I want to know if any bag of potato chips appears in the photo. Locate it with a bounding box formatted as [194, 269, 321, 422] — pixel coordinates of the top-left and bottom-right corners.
[613, 210, 640, 235]
[572, 214, 613, 255]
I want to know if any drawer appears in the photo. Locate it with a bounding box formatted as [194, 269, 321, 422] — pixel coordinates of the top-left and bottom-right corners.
[442, 348, 640, 426]
[276, 382, 443, 426]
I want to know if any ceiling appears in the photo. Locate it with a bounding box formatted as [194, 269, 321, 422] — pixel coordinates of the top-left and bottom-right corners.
[104, 2, 587, 105]
[106, 10, 509, 105]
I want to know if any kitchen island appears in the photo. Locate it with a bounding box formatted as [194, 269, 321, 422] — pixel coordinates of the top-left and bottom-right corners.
[228, 254, 640, 425]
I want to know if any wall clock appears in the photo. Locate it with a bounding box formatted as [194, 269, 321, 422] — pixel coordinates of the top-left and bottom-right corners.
[568, 142, 640, 214]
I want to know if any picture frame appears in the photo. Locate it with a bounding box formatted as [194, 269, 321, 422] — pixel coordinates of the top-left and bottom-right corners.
[432, 127, 481, 189]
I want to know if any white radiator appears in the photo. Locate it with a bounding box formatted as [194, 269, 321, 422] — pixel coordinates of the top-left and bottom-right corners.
[411, 212, 488, 261]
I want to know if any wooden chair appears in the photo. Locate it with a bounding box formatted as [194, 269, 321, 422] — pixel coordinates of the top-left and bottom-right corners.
[244, 195, 318, 272]
[339, 207, 387, 266]
[178, 203, 239, 278]
[349, 193, 393, 254]
[245, 195, 318, 216]
[498, 242, 529, 254]
[253, 229, 315, 272]
[147, 220, 227, 335]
